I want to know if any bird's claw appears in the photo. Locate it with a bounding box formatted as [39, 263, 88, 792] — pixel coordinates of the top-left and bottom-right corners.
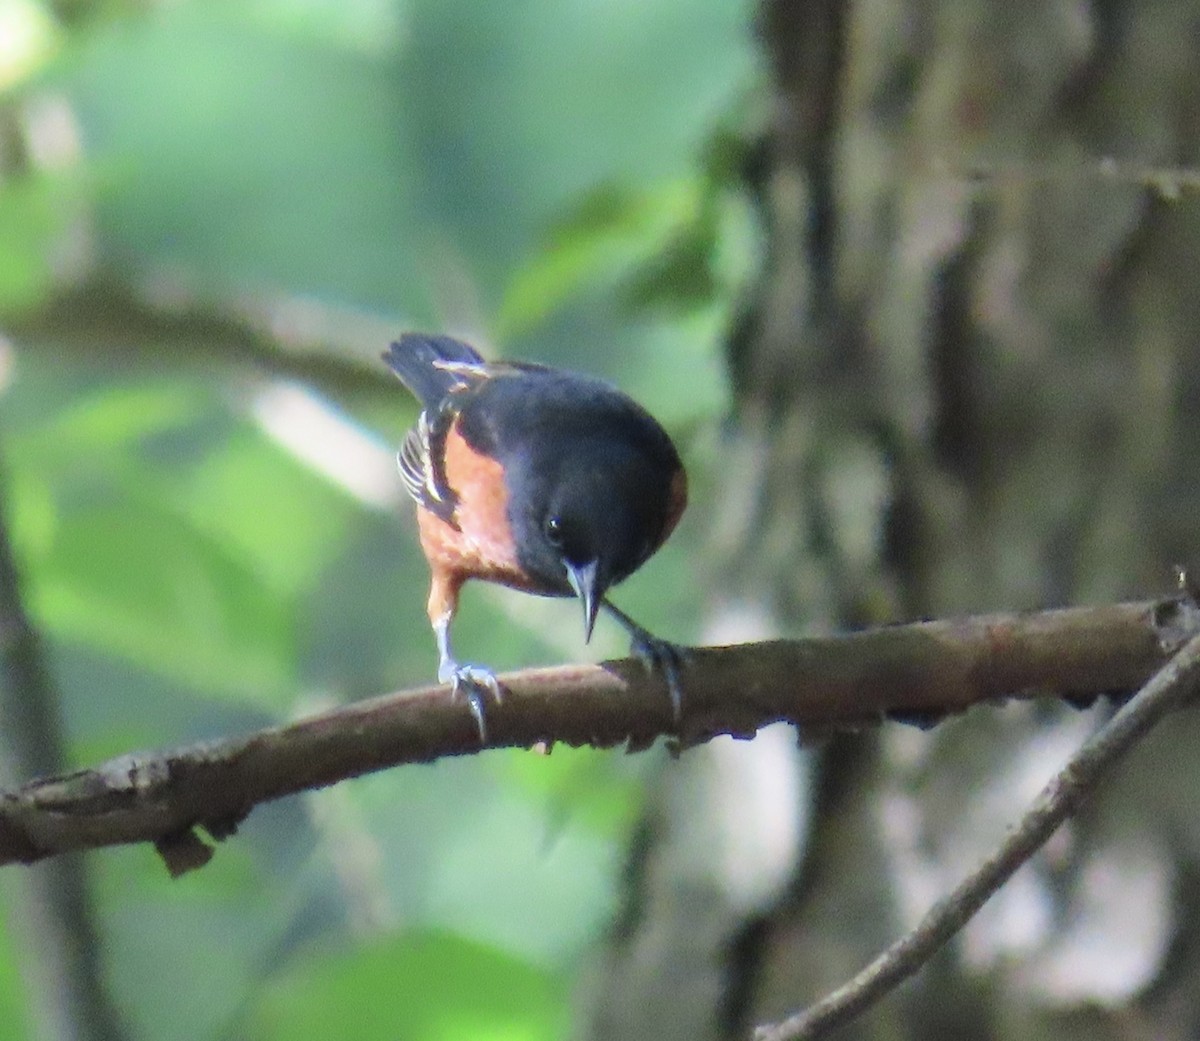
[440, 662, 502, 742]
[600, 600, 689, 724]
[627, 630, 689, 724]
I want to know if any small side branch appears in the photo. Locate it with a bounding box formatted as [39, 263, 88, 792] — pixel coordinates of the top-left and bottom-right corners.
[751, 617, 1200, 1041]
[0, 597, 1194, 871]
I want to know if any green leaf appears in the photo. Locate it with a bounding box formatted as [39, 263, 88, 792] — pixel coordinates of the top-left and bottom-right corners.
[496, 179, 704, 339]
[246, 930, 566, 1041]
[0, 171, 87, 315]
[0, 894, 33, 1041]
[98, 842, 300, 1041]
[27, 495, 296, 705]
[3, 372, 223, 493]
[170, 426, 357, 598]
[342, 754, 620, 965]
[1, 464, 58, 567]
[489, 743, 648, 841]
[25, 380, 211, 462]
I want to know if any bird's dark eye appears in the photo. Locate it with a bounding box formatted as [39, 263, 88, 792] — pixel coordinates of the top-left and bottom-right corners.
[544, 515, 564, 546]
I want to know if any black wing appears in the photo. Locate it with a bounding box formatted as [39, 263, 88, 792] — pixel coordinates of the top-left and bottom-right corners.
[397, 405, 460, 526]
[386, 338, 558, 525]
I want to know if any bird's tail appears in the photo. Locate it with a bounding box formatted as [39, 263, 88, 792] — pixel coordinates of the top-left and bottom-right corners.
[382, 333, 487, 410]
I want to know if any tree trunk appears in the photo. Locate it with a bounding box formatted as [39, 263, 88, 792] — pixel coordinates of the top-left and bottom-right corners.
[585, 2, 1200, 1038]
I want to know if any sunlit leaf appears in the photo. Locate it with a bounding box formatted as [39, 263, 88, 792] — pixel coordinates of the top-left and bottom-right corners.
[489, 744, 649, 841]
[1, 464, 57, 565]
[0, 171, 86, 314]
[171, 426, 358, 598]
[496, 179, 703, 339]
[15, 379, 213, 466]
[246, 930, 566, 1041]
[0, 896, 32, 1041]
[340, 754, 620, 966]
[27, 496, 296, 705]
[0, 0, 60, 92]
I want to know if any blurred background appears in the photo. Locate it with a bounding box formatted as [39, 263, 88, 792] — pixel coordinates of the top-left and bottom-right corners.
[5, 1, 1200, 1040]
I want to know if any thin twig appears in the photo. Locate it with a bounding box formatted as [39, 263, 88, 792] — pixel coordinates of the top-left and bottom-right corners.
[0, 598, 1194, 872]
[752, 618, 1200, 1041]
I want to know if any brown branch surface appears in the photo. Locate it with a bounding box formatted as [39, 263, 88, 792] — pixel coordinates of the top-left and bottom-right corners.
[751, 614, 1200, 1041]
[0, 597, 1193, 870]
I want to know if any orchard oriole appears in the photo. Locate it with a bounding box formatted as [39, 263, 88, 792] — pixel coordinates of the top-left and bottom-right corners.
[383, 333, 687, 738]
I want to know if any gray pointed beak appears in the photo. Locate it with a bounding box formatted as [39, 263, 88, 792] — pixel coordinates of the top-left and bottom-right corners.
[565, 560, 601, 643]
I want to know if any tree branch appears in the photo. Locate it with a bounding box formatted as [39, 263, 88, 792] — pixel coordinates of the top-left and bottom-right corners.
[751, 610, 1200, 1041]
[12, 277, 404, 401]
[0, 597, 1195, 873]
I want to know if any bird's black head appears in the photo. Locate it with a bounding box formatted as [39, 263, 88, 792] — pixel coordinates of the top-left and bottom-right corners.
[458, 368, 685, 643]
[512, 455, 671, 641]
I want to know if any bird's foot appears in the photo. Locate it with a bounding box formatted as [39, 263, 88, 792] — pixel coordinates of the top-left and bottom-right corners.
[439, 661, 502, 742]
[626, 627, 689, 724]
[601, 600, 689, 723]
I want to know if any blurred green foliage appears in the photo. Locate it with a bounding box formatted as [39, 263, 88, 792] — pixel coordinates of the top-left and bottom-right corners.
[0, 0, 756, 1037]
[248, 931, 567, 1041]
[0, 907, 32, 1040]
[0, 170, 86, 312]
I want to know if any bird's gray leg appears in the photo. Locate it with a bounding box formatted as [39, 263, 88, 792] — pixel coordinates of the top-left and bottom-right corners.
[434, 615, 502, 741]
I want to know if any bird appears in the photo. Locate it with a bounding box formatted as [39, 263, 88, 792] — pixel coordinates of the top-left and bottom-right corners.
[383, 332, 688, 739]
